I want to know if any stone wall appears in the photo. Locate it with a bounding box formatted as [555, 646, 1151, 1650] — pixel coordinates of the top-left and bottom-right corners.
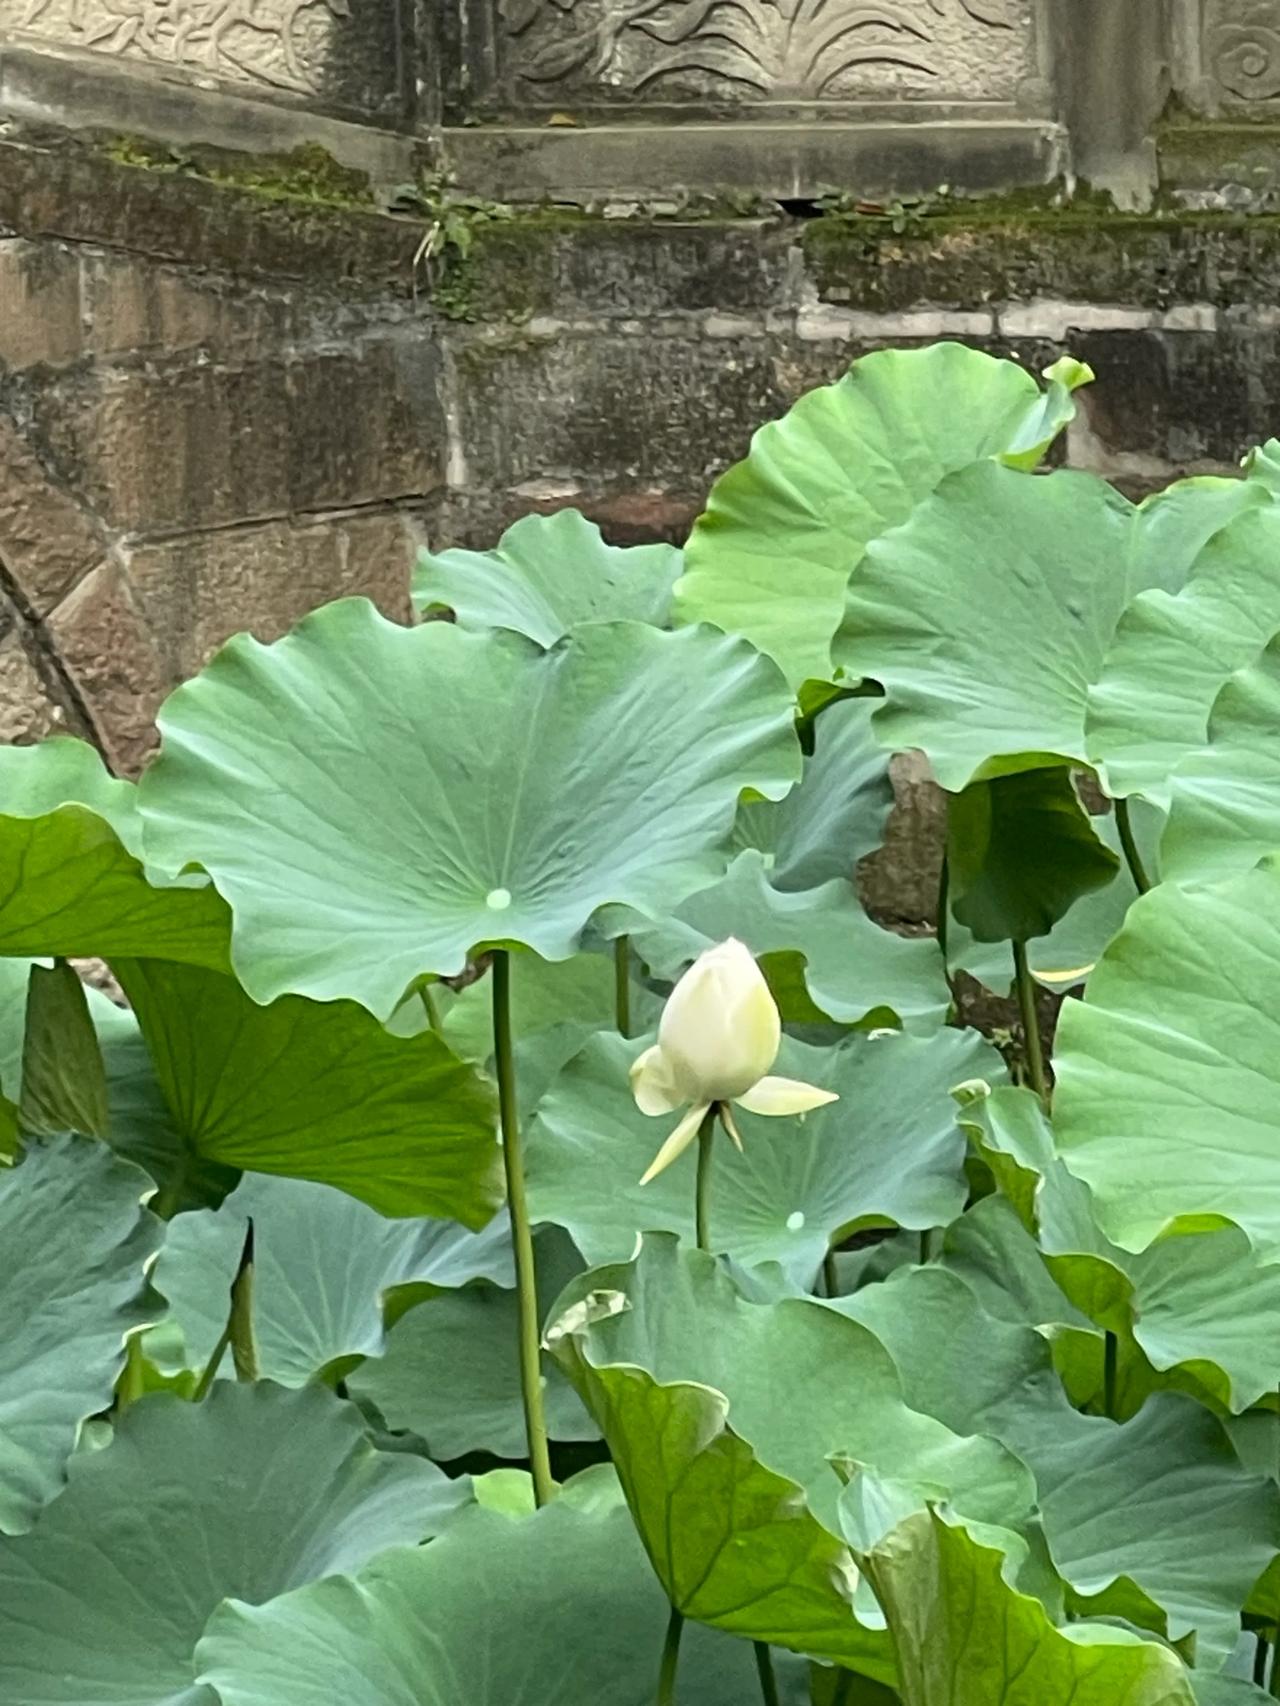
[6, 3, 1280, 901]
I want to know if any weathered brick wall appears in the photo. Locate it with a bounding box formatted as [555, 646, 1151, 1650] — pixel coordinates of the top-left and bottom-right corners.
[5, 127, 1280, 805]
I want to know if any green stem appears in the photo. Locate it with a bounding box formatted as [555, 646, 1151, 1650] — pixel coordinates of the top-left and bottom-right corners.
[493, 949, 554, 1508]
[656, 1605, 685, 1706]
[418, 983, 442, 1034]
[753, 1641, 781, 1706]
[936, 850, 951, 968]
[831, 1672, 855, 1706]
[1103, 1330, 1118, 1420]
[1255, 1632, 1270, 1690]
[920, 1227, 938, 1265]
[1012, 941, 1049, 1111]
[695, 1106, 718, 1253]
[152, 1154, 190, 1221]
[1115, 797, 1152, 896]
[614, 936, 632, 1038]
[821, 1251, 839, 1298]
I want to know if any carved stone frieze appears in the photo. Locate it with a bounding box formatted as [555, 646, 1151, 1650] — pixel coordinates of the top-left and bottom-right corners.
[1204, 0, 1280, 106]
[11, 0, 368, 101]
[496, 0, 1037, 106]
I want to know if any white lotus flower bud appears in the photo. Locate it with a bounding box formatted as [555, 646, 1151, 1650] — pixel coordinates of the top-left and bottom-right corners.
[630, 937, 838, 1184]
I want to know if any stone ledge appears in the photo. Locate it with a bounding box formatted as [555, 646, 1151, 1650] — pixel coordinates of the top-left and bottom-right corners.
[444, 120, 1067, 205]
[0, 135, 428, 294]
[0, 44, 420, 193]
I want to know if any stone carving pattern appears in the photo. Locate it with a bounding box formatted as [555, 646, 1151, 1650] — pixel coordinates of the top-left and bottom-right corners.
[14, 0, 352, 94]
[1206, 0, 1280, 103]
[501, 0, 1024, 98]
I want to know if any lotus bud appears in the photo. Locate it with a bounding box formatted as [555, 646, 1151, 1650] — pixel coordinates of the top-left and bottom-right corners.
[630, 937, 838, 1184]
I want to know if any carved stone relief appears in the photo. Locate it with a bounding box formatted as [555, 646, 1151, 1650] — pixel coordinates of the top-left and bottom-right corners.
[1204, 0, 1280, 106]
[12, 0, 355, 97]
[498, 0, 1036, 104]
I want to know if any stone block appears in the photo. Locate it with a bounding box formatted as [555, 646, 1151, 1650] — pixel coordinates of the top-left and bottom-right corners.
[0, 238, 82, 369]
[0, 630, 68, 744]
[125, 507, 416, 683]
[0, 416, 104, 616]
[858, 752, 947, 927]
[1200, 0, 1280, 113]
[78, 251, 288, 360]
[34, 337, 445, 535]
[46, 557, 170, 774]
[451, 325, 789, 508]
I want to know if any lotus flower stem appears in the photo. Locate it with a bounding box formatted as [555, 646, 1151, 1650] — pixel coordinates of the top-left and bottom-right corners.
[1115, 797, 1152, 896]
[695, 1105, 718, 1252]
[1012, 942, 1049, 1110]
[656, 1604, 684, 1706]
[1254, 1633, 1268, 1688]
[754, 1640, 781, 1706]
[493, 948, 555, 1507]
[615, 936, 633, 1037]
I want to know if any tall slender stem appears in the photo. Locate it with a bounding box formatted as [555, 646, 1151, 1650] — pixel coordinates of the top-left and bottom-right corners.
[753, 1641, 781, 1706]
[1115, 797, 1152, 896]
[656, 1604, 685, 1706]
[831, 1671, 855, 1706]
[936, 851, 951, 969]
[821, 1251, 839, 1298]
[493, 949, 554, 1507]
[695, 1106, 718, 1253]
[1012, 941, 1049, 1111]
[1255, 1632, 1270, 1689]
[615, 936, 632, 1038]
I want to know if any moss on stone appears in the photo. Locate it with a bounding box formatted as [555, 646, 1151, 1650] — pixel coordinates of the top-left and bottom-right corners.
[101, 135, 375, 210]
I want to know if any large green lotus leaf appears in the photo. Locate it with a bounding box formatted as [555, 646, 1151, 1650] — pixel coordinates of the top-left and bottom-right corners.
[0, 1382, 470, 1706]
[676, 345, 1084, 691]
[842, 1264, 1279, 1657]
[0, 1133, 161, 1534]
[198, 1479, 809, 1706]
[1084, 487, 1280, 803]
[836, 467, 1279, 795]
[1053, 865, 1280, 1254]
[1163, 634, 1280, 886]
[113, 958, 503, 1225]
[961, 1085, 1280, 1415]
[138, 608, 799, 1015]
[154, 1174, 514, 1387]
[95, 1001, 240, 1213]
[610, 849, 950, 1033]
[526, 1028, 1001, 1282]
[350, 1226, 597, 1460]
[0, 738, 229, 966]
[732, 697, 895, 888]
[19, 958, 109, 1137]
[844, 1503, 1200, 1706]
[547, 1235, 1034, 1673]
[412, 509, 682, 645]
[948, 768, 1120, 944]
